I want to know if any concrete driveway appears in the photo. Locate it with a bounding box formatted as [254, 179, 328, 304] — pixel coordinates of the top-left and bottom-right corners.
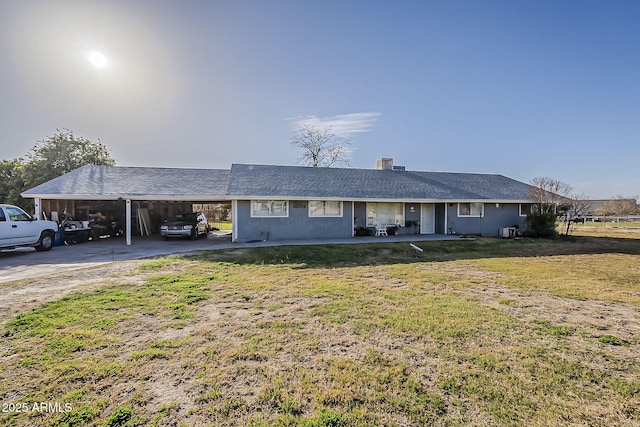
[0, 232, 235, 283]
[0, 231, 468, 283]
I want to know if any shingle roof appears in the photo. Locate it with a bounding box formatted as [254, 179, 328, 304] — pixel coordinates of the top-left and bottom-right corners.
[226, 164, 531, 201]
[22, 163, 532, 202]
[22, 165, 230, 200]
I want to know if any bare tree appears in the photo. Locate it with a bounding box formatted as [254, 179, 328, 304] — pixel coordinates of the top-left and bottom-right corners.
[597, 195, 638, 217]
[528, 176, 572, 213]
[560, 193, 592, 235]
[290, 125, 351, 167]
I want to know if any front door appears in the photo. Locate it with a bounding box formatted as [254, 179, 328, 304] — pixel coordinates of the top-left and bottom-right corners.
[420, 203, 435, 234]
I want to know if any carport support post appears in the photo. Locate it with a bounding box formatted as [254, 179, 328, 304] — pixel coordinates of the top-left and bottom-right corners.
[126, 199, 132, 246]
[444, 203, 449, 235]
[34, 198, 42, 219]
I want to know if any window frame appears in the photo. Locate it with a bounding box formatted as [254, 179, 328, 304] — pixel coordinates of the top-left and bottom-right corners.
[250, 200, 289, 218]
[308, 200, 343, 218]
[519, 204, 532, 217]
[366, 202, 404, 226]
[457, 202, 484, 218]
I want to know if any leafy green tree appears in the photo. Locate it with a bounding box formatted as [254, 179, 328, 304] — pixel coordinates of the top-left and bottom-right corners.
[0, 159, 25, 205]
[0, 129, 116, 209]
[21, 129, 115, 190]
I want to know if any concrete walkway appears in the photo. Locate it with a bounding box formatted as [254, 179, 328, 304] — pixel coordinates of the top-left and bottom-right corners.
[0, 231, 469, 283]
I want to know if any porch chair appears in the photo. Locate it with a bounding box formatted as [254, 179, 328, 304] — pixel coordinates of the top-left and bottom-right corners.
[375, 224, 388, 237]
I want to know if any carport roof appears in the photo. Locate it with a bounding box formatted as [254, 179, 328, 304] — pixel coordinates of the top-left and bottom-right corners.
[22, 165, 231, 201]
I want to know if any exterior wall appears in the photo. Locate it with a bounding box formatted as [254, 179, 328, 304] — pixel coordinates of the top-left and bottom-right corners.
[236, 200, 527, 240]
[235, 200, 354, 242]
[401, 202, 421, 235]
[447, 203, 526, 236]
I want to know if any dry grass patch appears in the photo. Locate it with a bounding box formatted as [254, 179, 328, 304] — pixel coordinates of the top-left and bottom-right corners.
[1, 238, 639, 426]
[472, 253, 640, 305]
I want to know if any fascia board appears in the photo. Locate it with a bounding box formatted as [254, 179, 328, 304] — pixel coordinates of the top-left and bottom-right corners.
[440, 199, 533, 204]
[21, 194, 119, 200]
[23, 193, 531, 204]
[22, 194, 232, 201]
[230, 196, 533, 203]
[122, 195, 232, 201]
[229, 195, 328, 201]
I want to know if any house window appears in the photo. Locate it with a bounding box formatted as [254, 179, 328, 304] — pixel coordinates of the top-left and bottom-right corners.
[251, 200, 288, 217]
[519, 204, 532, 217]
[458, 202, 484, 217]
[309, 201, 343, 217]
[366, 202, 404, 226]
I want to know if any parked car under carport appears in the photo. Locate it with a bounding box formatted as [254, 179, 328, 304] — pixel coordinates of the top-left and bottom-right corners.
[160, 212, 209, 240]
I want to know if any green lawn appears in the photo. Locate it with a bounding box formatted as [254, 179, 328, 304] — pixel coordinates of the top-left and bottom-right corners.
[1, 236, 639, 426]
[210, 221, 233, 231]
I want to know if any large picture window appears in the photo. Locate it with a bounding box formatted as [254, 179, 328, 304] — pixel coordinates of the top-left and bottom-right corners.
[251, 200, 288, 217]
[309, 201, 343, 217]
[458, 202, 484, 217]
[366, 202, 404, 226]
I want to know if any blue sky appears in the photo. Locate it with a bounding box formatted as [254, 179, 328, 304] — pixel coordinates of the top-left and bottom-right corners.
[1, 0, 638, 198]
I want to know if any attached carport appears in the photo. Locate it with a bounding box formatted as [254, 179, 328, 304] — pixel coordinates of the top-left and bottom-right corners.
[21, 165, 231, 245]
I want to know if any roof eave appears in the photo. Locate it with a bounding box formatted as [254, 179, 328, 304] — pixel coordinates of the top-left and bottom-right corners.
[22, 194, 231, 201]
[228, 195, 532, 203]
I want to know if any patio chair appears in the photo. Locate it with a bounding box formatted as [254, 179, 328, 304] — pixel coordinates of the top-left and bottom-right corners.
[375, 225, 388, 237]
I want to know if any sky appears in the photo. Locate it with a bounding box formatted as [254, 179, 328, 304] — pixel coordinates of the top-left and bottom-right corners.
[1, 0, 638, 199]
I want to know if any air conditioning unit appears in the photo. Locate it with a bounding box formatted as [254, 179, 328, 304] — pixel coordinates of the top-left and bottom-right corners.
[500, 227, 517, 238]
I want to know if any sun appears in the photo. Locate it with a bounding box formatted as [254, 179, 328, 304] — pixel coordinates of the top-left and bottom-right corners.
[88, 51, 108, 68]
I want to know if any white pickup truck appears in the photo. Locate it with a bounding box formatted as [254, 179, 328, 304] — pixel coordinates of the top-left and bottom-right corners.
[0, 204, 59, 251]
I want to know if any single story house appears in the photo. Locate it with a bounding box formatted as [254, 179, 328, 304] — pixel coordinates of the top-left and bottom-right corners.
[22, 158, 533, 244]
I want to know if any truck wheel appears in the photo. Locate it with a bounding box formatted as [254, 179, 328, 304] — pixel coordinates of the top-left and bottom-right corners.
[35, 231, 55, 251]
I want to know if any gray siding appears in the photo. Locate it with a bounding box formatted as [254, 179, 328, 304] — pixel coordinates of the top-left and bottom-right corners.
[404, 203, 421, 235]
[235, 200, 354, 242]
[397, 202, 427, 235]
[481, 204, 527, 235]
[447, 203, 526, 236]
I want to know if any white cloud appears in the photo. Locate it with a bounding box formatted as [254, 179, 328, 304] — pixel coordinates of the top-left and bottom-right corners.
[290, 112, 380, 136]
